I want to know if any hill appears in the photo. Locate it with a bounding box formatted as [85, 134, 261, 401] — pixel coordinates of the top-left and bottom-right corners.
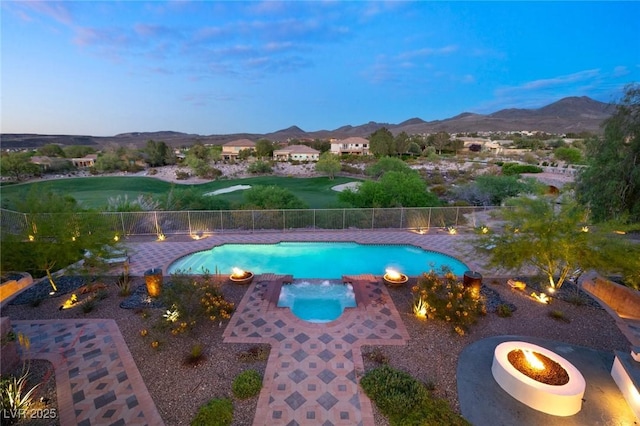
[0, 96, 613, 149]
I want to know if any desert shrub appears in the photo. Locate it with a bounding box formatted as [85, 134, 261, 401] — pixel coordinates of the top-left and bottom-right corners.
[175, 170, 190, 180]
[496, 303, 513, 317]
[340, 164, 363, 174]
[232, 370, 262, 399]
[360, 365, 469, 426]
[548, 310, 571, 323]
[190, 398, 233, 426]
[184, 343, 206, 366]
[237, 345, 270, 362]
[247, 161, 272, 174]
[411, 268, 485, 335]
[501, 163, 543, 175]
[82, 297, 97, 313]
[363, 348, 389, 364]
[160, 273, 235, 336]
[147, 168, 158, 175]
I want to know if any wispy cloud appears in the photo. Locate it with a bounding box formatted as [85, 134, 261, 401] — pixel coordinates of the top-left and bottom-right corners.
[496, 69, 601, 96]
[22, 1, 74, 25]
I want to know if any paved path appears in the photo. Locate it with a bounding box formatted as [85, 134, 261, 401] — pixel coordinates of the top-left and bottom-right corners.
[12, 319, 163, 426]
[223, 274, 409, 425]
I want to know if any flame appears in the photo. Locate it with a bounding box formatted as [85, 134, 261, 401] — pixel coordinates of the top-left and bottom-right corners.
[522, 349, 545, 370]
[231, 267, 246, 278]
[385, 268, 403, 281]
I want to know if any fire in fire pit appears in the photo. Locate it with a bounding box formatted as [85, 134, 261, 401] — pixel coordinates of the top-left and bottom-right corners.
[507, 349, 569, 386]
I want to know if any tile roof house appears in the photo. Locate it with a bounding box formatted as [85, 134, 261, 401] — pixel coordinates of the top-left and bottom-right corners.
[330, 137, 370, 155]
[71, 154, 98, 168]
[29, 156, 53, 170]
[222, 139, 256, 159]
[273, 144, 321, 161]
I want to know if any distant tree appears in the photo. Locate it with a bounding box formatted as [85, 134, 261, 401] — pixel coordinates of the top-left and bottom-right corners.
[310, 139, 331, 153]
[553, 146, 583, 164]
[447, 138, 465, 155]
[145, 140, 173, 167]
[369, 128, 395, 157]
[243, 186, 307, 209]
[315, 152, 341, 180]
[470, 196, 640, 289]
[407, 142, 422, 156]
[0, 152, 40, 181]
[428, 132, 451, 155]
[394, 131, 411, 156]
[94, 150, 125, 173]
[255, 139, 274, 159]
[577, 84, 640, 222]
[365, 156, 411, 178]
[63, 145, 96, 158]
[339, 171, 440, 208]
[37, 144, 66, 157]
[160, 187, 230, 211]
[453, 175, 543, 206]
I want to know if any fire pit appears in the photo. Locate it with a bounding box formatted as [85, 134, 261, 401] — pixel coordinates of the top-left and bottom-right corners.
[491, 341, 585, 416]
[383, 268, 408, 286]
[229, 267, 254, 285]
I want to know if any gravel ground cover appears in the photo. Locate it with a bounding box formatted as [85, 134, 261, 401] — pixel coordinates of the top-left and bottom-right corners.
[2, 275, 630, 426]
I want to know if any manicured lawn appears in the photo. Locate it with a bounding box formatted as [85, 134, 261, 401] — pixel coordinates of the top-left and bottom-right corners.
[0, 176, 360, 210]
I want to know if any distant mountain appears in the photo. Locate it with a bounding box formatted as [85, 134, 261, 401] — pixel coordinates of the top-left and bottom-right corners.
[0, 96, 614, 150]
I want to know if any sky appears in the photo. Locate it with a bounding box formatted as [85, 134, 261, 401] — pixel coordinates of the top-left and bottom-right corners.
[1, 1, 639, 137]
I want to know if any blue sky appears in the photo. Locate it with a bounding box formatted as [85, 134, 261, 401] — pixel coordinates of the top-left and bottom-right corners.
[2, 1, 639, 136]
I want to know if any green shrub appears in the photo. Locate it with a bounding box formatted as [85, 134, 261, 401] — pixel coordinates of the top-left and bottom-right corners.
[496, 303, 513, 318]
[247, 161, 273, 174]
[411, 268, 485, 335]
[501, 163, 543, 176]
[190, 397, 233, 426]
[548, 310, 570, 323]
[232, 370, 262, 399]
[360, 365, 469, 426]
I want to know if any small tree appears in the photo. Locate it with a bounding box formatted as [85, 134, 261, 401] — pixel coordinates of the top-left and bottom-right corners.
[314, 152, 341, 179]
[8, 189, 120, 292]
[470, 196, 640, 289]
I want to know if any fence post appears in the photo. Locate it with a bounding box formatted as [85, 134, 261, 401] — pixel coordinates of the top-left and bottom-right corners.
[120, 212, 126, 237]
[371, 208, 375, 229]
[313, 209, 316, 229]
[427, 208, 432, 229]
[343, 209, 346, 229]
[283, 210, 286, 231]
[455, 207, 460, 227]
[252, 211, 255, 232]
[400, 207, 404, 229]
[188, 211, 192, 235]
[220, 211, 224, 233]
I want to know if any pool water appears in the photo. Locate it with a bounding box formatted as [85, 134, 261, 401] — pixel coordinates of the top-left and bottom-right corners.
[168, 241, 468, 278]
[278, 280, 356, 323]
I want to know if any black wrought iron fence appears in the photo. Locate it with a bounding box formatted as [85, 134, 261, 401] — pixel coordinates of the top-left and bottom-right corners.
[0, 206, 501, 237]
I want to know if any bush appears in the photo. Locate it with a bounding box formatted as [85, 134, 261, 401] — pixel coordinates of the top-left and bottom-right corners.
[191, 398, 233, 426]
[360, 365, 469, 426]
[247, 161, 272, 174]
[232, 370, 262, 399]
[496, 303, 513, 317]
[175, 170, 190, 180]
[411, 268, 485, 335]
[501, 163, 543, 176]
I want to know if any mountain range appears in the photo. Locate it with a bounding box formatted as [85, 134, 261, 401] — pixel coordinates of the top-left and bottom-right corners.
[1, 96, 614, 149]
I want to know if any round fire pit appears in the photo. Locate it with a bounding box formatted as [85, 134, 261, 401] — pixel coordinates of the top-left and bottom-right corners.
[229, 271, 254, 285]
[383, 272, 408, 287]
[491, 341, 585, 416]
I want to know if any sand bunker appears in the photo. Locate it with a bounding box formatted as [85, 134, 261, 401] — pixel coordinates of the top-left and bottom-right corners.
[204, 185, 252, 196]
[331, 182, 361, 192]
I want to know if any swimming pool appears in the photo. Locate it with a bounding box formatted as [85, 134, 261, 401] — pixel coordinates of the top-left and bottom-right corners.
[278, 280, 356, 323]
[167, 241, 468, 278]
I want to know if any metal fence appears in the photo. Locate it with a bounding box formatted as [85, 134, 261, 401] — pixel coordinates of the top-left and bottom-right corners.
[1, 206, 501, 237]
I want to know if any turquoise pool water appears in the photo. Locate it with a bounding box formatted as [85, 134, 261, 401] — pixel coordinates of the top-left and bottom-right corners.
[278, 280, 356, 323]
[167, 241, 468, 278]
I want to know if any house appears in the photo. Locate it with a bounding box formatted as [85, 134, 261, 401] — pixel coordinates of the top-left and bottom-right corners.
[30, 156, 53, 170]
[273, 145, 320, 162]
[221, 139, 256, 159]
[330, 137, 370, 155]
[71, 154, 98, 168]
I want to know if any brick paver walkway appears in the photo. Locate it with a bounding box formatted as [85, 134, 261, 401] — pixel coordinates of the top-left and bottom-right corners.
[12, 319, 164, 426]
[223, 273, 410, 426]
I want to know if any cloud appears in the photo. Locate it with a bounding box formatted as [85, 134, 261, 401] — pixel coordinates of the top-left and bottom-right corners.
[397, 45, 458, 60]
[21, 1, 74, 25]
[496, 69, 601, 95]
